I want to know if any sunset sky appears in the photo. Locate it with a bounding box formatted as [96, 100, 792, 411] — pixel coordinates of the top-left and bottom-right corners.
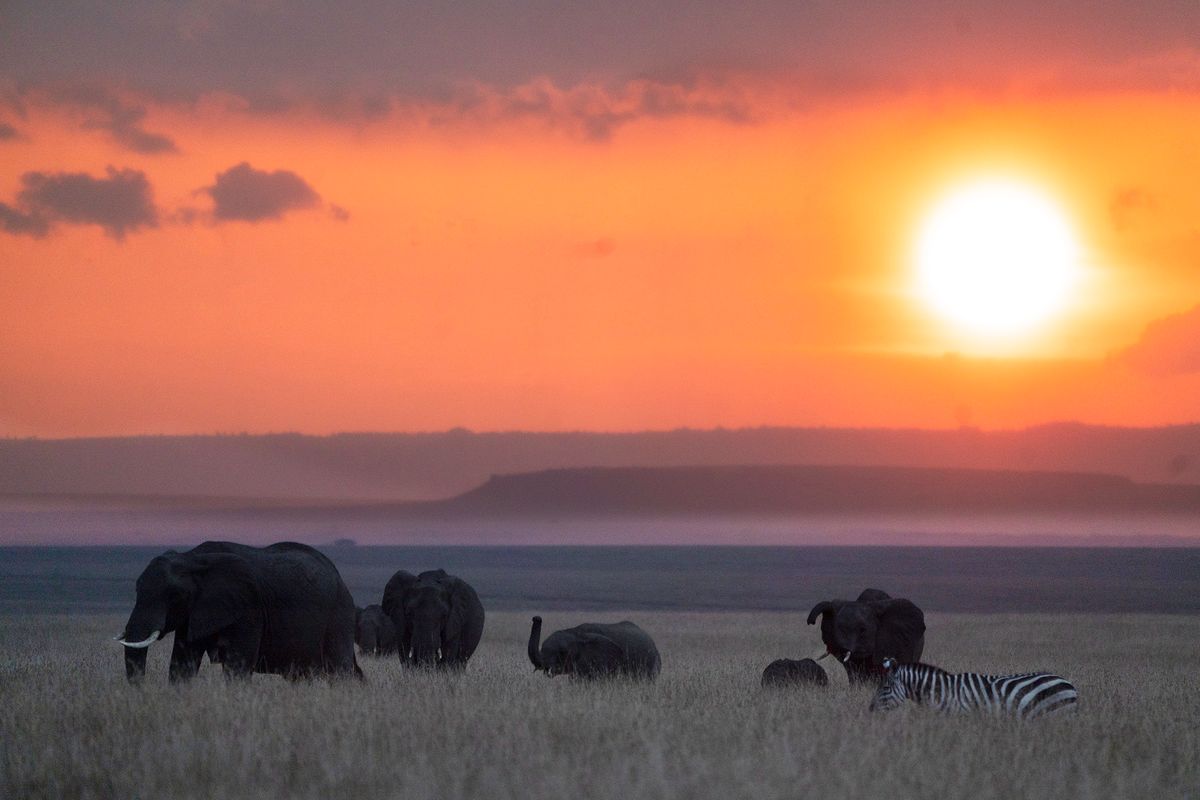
[2, 2, 1199, 437]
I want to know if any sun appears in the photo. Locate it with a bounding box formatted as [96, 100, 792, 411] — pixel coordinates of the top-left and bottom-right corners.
[914, 178, 1081, 338]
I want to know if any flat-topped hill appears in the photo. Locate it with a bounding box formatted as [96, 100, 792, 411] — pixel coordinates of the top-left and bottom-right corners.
[422, 464, 1200, 516]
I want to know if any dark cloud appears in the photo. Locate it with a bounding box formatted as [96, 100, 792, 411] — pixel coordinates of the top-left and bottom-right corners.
[0, 203, 50, 237]
[329, 204, 350, 222]
[1116, 305, 1200, 376]
[203, 163, 322, 222]
[2, 3, 1197, 105]
[48, 85, 178, 154]
[0, 122, 19, 140]
[1110, 187, 1156, 231]
[0, 167, 158, 240]
[428, 78, 759, 142]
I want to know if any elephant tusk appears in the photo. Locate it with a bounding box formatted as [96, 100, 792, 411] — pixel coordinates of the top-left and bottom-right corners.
[116, 630, 160, 649]
[842, 651, 851, 663]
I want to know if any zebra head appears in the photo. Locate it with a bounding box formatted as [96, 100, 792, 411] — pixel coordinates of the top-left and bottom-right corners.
[868, 657, 907, 712]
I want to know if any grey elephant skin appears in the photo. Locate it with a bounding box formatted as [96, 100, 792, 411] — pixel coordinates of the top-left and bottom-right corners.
[118, 541, 361, 683]
[527, 617, 661, 680]
[806, 588, 925, 684]
[355, 604, 398, 656]
[381, 569, 485, 669]
[761, 657, 828, 688]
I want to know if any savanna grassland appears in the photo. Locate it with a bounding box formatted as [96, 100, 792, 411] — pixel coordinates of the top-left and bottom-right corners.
[1, 612, 1196, 800]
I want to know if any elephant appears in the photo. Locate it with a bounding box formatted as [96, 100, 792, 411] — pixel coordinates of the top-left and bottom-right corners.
[527, 616, 661, 680]
[116, 541, 360, 683]
[355, 604, 398, 656]
[806, 588, 925, 684]
[381, 568, 485, 669]
[761, 657, 828, 688]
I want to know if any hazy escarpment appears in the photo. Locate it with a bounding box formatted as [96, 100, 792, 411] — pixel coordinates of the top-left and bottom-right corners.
[1, 423, 1199, 502]
[439, 464, 1200, 516]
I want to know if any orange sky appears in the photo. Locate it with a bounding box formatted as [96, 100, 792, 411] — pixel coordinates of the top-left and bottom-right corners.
[3, 8, 1200, 436]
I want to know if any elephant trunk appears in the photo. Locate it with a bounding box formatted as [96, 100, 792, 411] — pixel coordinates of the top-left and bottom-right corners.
[410, 624, 440, 667]
[527, 616, 544, 671]
[123, 645, 149, 684]
[118, 601, 167, 648]
[806, 601, 835, 625]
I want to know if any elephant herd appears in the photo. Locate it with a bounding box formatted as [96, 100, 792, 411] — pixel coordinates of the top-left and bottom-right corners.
[117, 541, 922, 687]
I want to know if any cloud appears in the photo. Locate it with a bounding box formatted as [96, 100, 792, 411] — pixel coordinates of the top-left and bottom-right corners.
[0, 167, 158, 240]
[0, 122, 19, 141]
[420, 77, 759, 142]
[203, 163, 322, 222]
[4, 3, 1200, 103]
[48, 86, 178, 154]
[1116, 305, 1200, 376]
[0, 203, 50, 237]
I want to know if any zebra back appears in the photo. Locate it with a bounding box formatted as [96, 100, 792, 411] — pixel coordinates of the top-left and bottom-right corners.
[871, 659, 1078, 719]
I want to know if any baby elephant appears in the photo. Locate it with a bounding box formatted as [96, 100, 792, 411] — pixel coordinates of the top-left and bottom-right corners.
[355, 605, 398, 656]
[528, 616, 661, 680]
[761, 657, 829, 688]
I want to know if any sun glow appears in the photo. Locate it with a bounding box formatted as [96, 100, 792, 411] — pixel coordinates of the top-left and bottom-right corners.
[915, 179, 1081, 339]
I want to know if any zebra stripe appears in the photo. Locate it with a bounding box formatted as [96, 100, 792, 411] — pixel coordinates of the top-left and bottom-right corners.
[870, 661, 1078, 719]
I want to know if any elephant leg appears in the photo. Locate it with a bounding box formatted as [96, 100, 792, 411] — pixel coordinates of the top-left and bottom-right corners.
[219, 621, 262, 680]
[322, 620, 359, 678]
[168, 633, 205, 683]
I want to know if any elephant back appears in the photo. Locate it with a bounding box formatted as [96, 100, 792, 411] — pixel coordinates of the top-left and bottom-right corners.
[578, 621, 660, 678]
[762, 658, 828, 688]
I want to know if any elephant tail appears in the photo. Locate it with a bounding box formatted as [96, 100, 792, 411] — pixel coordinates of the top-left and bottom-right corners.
[527, 616, 544, 671]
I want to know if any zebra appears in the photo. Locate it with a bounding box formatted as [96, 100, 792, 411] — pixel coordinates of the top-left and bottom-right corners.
[869, 658, 1078, 719]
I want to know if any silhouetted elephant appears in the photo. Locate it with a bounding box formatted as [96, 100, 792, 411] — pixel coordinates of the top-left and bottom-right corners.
[527, 616, 661, 680]
[806, 588, 925, 684]
[117, 541, 360, 683]
[761, 657, 828, 688]
[355, 604, 398, 656]
[382, 569, 485, 669]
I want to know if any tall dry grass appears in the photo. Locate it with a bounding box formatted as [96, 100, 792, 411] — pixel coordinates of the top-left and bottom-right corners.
[1, 612, 1196, 799]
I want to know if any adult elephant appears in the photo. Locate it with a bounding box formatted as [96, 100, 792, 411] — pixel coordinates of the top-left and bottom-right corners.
[116, 541, 360, 683]
[381, 569, 485, 669]
[527, 616, 661, 680]
[355, 604, 398, 656]
[806, 588, 925, 684]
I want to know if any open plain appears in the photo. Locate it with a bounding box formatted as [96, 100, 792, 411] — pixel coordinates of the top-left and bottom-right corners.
[2, 611, 1195, 800]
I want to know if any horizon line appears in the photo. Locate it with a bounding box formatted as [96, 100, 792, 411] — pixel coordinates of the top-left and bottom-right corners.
[6, 419, 1200, 443]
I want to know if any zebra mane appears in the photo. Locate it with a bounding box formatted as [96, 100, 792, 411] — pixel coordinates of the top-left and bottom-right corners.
[895, 661, 951, 679]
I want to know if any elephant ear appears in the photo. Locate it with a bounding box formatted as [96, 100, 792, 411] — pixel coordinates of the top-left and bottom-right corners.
[443, 578, 478, 645]
[871, 599, 926, 667]
[186, 554, 262, 641]
[571, 633, 626, 677]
